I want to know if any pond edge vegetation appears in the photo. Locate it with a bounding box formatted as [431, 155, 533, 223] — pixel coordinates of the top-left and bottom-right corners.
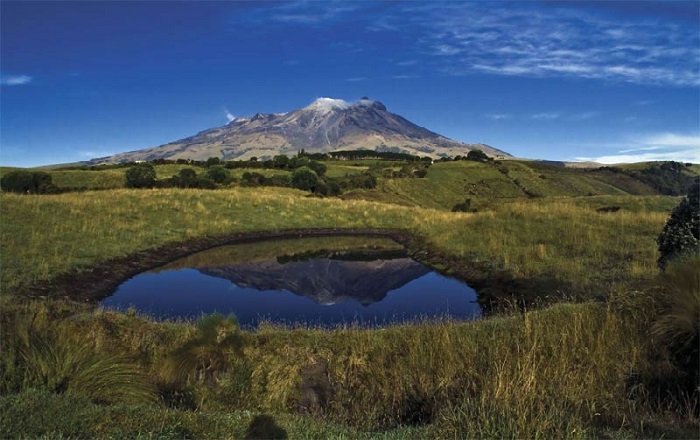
[19, 227, 535, 316]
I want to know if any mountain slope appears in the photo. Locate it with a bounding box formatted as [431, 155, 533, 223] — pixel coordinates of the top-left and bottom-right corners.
[90, 97, 510, 163]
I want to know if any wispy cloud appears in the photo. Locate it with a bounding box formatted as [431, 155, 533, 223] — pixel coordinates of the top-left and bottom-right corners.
[346, 77, 367, 82]
[1, 74, 32, 86]
[400, 3, 698, 87]
[223, 107, 236, 122]
[568, 111, 599, 121]
[243, 1, 366, 26]
[531, 112, 561, 120]
[575, 133, 700, 163]
[485, 113, 511, 120]
[235, 2, 698, 87]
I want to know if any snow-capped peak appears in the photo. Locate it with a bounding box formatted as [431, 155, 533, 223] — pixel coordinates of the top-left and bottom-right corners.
[307, 97, 350, 112]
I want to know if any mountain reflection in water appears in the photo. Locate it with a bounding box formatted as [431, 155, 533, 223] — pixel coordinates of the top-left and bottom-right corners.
[101, 239, 482, 327]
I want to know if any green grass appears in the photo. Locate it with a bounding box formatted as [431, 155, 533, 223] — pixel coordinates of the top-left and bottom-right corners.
[343, 160, 693, 210]
[1, 164, 697, 438]
[0, 188, 674, 294]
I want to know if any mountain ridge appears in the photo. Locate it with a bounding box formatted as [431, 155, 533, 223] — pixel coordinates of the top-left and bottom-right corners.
[89, 97, 511, 163]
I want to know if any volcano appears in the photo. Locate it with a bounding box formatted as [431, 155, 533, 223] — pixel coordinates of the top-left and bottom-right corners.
[89, 97, 510, 163]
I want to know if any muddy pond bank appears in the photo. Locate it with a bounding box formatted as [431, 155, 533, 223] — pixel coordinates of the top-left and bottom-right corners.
[18, 228, 571, 316]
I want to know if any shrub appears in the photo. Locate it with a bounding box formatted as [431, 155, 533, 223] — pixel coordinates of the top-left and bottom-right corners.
[0, 170, 54, 194]
[205, 157, 221, 167]
[272, 155, 290, 169]
[291, 167, 319, 191]
[452, 198, 475, 213]
[178, 168, 198, 188]
[204, 166, 231, 184]
[125, 163, 156, 188]
[308, 160, 327, 177]
[466, 149, 489, 162]
[657, 178, 699, 270]
[197, 177, 217, 189]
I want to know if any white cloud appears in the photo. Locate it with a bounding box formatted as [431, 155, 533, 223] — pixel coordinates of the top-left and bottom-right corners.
[575, 133, 700, 163]
[224, 108, 236, 122]
[569, 111, 599, 120]
[485, 113, 511, 120]
[618, 146, 664, 153]
[1, 74, 32, 86]
[408, 4, 699, 87]
[531, 112, 561, 120]
[346, 77, 367, 82]
[644, 133, 700, 148]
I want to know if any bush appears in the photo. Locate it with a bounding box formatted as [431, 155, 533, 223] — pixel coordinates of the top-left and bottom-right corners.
[205, 157, 221, 167]
[125, 163, 156, 188]
[178, 168, 198, 188]
[466, 149, 489, 162]
[291, 167, 319, 191]
[197, 177, 217, 189]
[452, 199, 476, 213]
[0, 170, 54, 194]
[308, 161, 327, 177]
[657, 178, 699, 270]
[204, 166, 230, 184]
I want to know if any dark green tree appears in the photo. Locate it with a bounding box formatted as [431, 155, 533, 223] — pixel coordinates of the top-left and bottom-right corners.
[125, 163, 156, 188]
[205, 157, 221, 167]
[291, 166, 319, 191]
[273, 155, 290, 169]
[204, 166, 230, 184]
[0, 170, 54, 194]
[657, 178, 700, 270]
[466, 149, 489, 162]
[307, 160, 327, 177]
[178, 168, 198, 188]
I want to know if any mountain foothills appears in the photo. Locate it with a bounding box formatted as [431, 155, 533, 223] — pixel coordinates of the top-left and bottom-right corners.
[90, 98, 509, 163]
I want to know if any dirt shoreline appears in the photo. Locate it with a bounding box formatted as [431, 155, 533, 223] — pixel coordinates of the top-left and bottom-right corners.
[18, 227, 555, 314]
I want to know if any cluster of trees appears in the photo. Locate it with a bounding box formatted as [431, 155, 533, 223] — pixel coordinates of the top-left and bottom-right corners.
[241, 166, 377, 195]
[0, 170, 58, 194]
[329, 150, 431, 162]
[125, 163, 233, 190]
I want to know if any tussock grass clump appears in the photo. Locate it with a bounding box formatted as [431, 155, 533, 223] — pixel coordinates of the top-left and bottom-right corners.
[160, 313, 243, 386]
[1, 307, 157, 404]
[652, 255, 700, 392]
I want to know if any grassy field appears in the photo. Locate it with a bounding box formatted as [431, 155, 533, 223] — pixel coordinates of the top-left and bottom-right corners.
[1, 161, 697, 438]
[0, 189, 674, 293]
[343, 160, 672, 210]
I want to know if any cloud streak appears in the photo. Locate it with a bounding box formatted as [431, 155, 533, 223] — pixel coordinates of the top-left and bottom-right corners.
[414, 3, 699, 87]
[1, 74, 32, 86]
[235, 2, 698, 87]
[575, 133, 700, 163]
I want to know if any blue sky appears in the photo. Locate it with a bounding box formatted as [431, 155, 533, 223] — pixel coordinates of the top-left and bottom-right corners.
[1, 0, 698, 167]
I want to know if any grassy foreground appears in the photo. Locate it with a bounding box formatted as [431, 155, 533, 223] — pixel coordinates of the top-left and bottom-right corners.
[1, 186, 697, 438]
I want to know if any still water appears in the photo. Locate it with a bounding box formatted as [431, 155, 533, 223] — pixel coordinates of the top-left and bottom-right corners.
[101, 236, 482, 328]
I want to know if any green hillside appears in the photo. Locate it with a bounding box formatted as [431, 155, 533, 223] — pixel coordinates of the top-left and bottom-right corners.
[343, 160, 696, 210]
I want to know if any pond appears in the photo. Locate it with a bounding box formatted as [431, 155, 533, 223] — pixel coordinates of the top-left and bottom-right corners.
[100, 236, 482, 328]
